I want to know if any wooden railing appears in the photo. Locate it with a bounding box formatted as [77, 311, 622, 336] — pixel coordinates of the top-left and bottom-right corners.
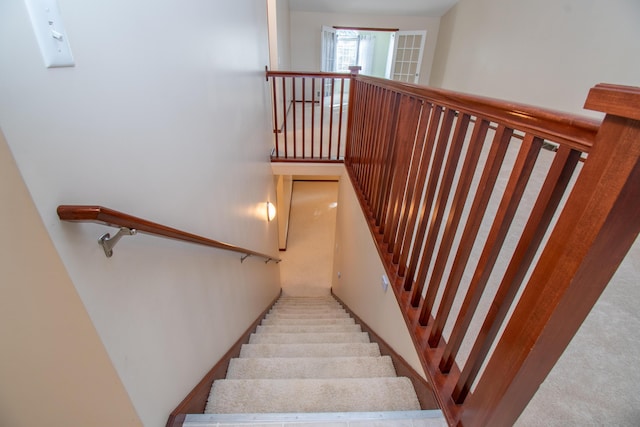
[266, 70, 353, 161]
[344, 77, 640, 426]
[57, 205, 281, 263]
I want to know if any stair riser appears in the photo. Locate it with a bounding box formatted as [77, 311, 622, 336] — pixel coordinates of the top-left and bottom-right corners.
[260, 318, 356, 326]
[206, 378, 420, 414]
[240, 343, 381, 358]
[270, 307, 346, 313]
[265, 313, 351, 319]
[226, 356, 397, 379]
[249, 332, 370, 345]
[205, 295, 425, 420]
[256, 324, 362, 334]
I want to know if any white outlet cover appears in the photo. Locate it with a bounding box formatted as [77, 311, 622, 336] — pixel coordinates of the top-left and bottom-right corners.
[382, 274, 390, 292]
[24, 0, 75, 68]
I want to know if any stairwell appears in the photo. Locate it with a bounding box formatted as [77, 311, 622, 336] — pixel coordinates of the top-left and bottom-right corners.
[183, 295, 446, 426]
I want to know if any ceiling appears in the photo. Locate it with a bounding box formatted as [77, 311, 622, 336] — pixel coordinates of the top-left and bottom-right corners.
[288, 0, 459, 17]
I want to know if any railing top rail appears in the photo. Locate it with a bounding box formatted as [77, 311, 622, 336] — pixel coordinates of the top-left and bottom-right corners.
[266, 70, 353, 79]
[57, 205, 281, 263]
[354, 75, 602, 153]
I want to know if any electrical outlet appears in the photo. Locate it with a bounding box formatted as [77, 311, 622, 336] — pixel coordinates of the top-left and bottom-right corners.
[382, 274, 390, 292]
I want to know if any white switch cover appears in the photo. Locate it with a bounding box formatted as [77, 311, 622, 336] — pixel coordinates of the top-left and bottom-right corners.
[24, 0, 75, 68]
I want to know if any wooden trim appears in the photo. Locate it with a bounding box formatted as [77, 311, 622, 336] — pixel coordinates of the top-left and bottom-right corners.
[165, 291, 281, 427]
[353, 75, 600, 153]
[461, 85, 640, 426]
[270, 158, 344, 164]
[57, 205, 281, 263]
[332, 26, 400, 33]
[584, 83, 640, 120]
[331, 291, 439, 411]
[266, 70, 352, 79]
[344, 77, 640, 426]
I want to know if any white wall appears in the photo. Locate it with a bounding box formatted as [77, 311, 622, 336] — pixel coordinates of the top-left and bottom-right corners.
[267, 0, 291, 70]
[0, 1, 280, 426]
[276, 0, 292, 70]
[332, 171, 426, 379]
[0, 129, 141, 427]
[290, 11, 440, 85]
[430, 0, 640, 116]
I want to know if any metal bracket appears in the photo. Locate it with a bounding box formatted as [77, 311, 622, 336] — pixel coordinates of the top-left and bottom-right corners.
[99, 227, 137, 258]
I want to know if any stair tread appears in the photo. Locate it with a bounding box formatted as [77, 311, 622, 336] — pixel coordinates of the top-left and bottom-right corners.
[249, 332, 370, 344]
[240, 342, 381, 358]
[226, 356, 396, 379]
[261, 317, 356, 326]
[267, 307, 348, 316]
[206, 377, 421, 414]
[204, 295, 423, 418]
[256, 324, 362, 334]
[265, 312, 351, 319]
[184, 411, 447, 426]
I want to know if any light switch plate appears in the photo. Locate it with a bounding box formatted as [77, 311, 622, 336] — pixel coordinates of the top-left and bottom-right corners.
[24, 0, 75, 68]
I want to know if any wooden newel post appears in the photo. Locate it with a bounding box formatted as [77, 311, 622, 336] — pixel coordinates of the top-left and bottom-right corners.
[462, 84, 640, 426]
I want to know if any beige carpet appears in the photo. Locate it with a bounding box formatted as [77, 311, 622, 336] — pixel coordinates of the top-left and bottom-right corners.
[205, 296, 422, 414]
[279, 181, 339, 298]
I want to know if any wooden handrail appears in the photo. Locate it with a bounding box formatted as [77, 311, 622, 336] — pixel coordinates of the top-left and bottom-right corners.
[57, 205, 281, 263]
[266, 70, 353, 79]
[344, 77, 640, 427]
[354, 75, 601, 152]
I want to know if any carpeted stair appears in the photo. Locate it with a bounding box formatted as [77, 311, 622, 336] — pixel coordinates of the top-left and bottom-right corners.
[193, 295, 447, 426]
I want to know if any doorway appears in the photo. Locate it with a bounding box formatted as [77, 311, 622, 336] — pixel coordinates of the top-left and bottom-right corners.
[321, 27, 426, 83]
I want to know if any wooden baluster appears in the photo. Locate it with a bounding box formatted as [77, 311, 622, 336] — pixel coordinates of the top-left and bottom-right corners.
[292, 78, 297, 158]
[418, 125, 512, 324]
[394, 100, 431, 268]
[302, 77, 306, 159]
[384, 96, 422, 251]
[410, 118, 489, 298]
[320, 78, 325, 159]
[401, 105, 445, 292]
[378, 94, 408, 234]
[370, 89, 394, 215]
[356, 83, 373, 185]
[270, 76, 279, 158]
[328, 79, 335, 159]
[398, 104, 440, 286]
[337, 78, 346, 160]
[433, 133, 543, 353]
[462, 84, 640, 427]
[362, 85, 381, 199]
[374, 93, 402, 226]
[409, 112, 471, 306]
[281, 77, 288, 159]
[401, 107, 455, 304]
[311, 79, 316, 158]
[452, 145, 581, 403]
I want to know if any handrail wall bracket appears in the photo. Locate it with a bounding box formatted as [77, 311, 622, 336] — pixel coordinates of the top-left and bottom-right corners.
[99, 227, 137, 258]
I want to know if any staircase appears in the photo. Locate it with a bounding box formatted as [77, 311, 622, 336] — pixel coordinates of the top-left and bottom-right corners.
[182, 295, 446, 426]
